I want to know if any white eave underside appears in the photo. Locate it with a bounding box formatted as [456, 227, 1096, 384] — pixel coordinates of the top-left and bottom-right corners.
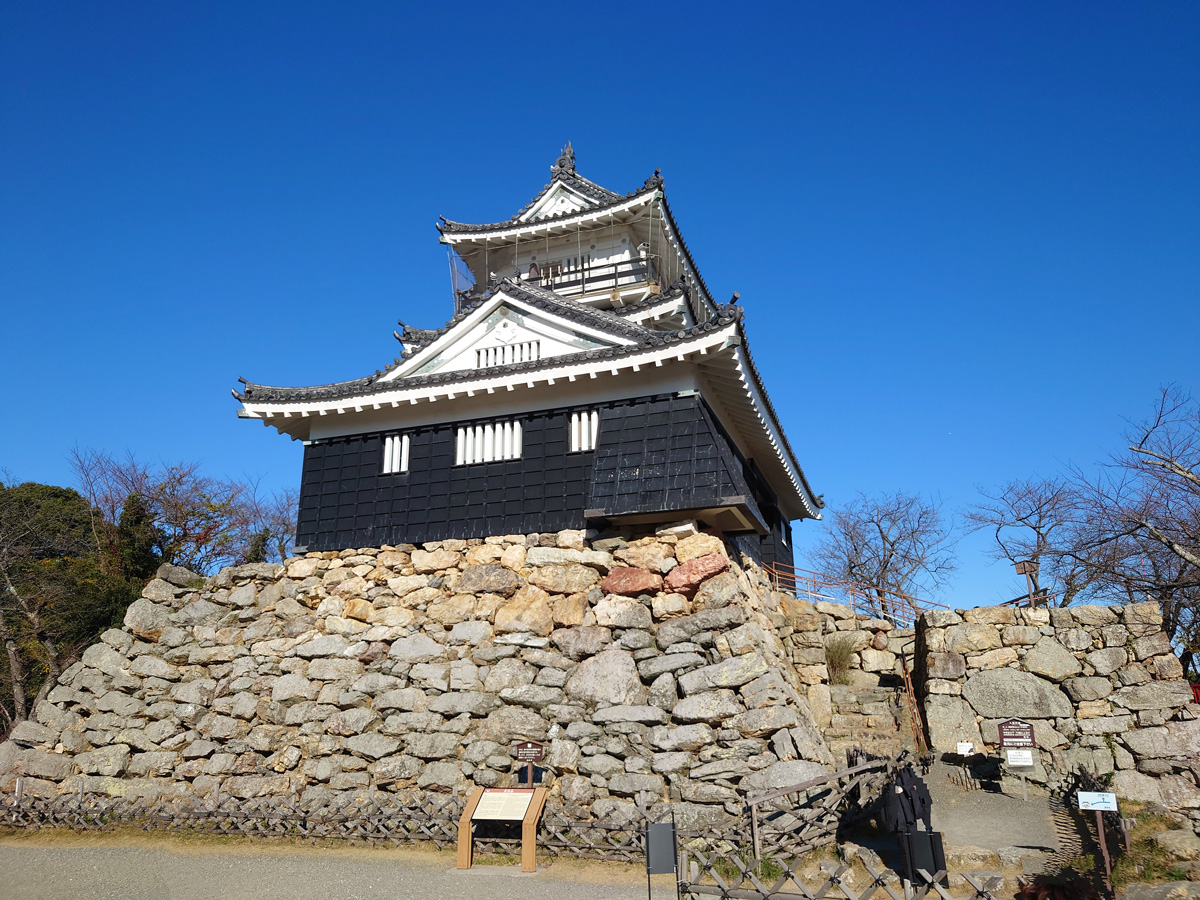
[440, 191, 658, 243]
[240, 326, 819, 521]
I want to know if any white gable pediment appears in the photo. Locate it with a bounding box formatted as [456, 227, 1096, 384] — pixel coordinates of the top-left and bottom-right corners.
[380, 291, 637, 382]
[520, 182, 597, 222]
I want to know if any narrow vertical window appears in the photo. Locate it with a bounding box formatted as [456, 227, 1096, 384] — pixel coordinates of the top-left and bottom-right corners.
[569, 409, 601, 452]
[455, 419, 523, 464]
[382, 434, 410, 474]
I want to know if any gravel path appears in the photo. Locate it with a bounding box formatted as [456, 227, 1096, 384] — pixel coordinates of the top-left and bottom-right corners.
[0, 835, 654, 900]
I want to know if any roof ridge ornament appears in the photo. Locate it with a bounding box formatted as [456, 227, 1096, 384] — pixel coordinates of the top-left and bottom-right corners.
[550, 141, 576, 177]
[643, 168, 663, 190]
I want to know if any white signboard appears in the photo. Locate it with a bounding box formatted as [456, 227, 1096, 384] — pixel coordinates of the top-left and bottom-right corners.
[956, 742, 975, 756]
[472, 789, 535, 821]
[1078, 791, 1118, 812]
[1006, 749, 1034, 767]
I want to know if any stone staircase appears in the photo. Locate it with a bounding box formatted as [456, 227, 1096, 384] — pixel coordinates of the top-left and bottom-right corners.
[823, 680, 920, 764]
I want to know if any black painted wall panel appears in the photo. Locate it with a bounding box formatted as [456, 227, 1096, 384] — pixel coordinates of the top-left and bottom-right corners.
[296, 393, 795, 560]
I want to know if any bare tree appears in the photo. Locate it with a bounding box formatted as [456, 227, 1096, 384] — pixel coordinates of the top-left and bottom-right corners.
[1067, 387, 1200, 664]
[811, 491, 957, 615]
[965, 477, 1099, 606]
[69, 449, 298, 573]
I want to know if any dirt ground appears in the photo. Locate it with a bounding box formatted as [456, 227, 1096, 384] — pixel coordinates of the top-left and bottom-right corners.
[0, 830, 658, 900]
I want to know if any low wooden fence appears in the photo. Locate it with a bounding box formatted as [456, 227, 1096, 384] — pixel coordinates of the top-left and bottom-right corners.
[678, 850, 1002, 900]
[2, 755, 904, 868]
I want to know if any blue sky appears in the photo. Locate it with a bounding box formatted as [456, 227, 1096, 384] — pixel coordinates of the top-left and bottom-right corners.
[2, 2, 1197, 605]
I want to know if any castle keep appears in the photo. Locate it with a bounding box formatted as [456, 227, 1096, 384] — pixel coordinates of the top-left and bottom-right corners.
[234, 146, 821, 567]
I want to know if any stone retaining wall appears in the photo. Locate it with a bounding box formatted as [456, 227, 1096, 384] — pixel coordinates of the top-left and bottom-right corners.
[0, 525, 836, 829]
[916, 603, 1198, 823]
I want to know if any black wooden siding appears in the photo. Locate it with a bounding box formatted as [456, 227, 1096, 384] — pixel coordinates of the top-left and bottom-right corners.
[296, 392, 794, 564]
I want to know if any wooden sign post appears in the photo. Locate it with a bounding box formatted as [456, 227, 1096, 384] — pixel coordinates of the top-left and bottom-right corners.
[997, 719, 1037, 801]
[457, 786, 549, 873]
[512, 740, 545, 787]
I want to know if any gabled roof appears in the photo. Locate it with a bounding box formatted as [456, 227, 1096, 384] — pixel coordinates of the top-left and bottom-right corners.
[234, 297, 735, 405]
[437, 144, 664, 236]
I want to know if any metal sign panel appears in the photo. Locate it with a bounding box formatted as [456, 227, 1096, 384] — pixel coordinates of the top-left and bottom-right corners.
[512, 741, 545, 762]
[645, 822, 677, 875]
[1078, 791, 1118, 812]
[997, 719, 1036, 748]
[1006, 749, 1034, 767]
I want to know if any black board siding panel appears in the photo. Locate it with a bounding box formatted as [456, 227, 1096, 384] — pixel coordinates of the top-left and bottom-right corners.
[586, 394, 765, 529]
[295, 393, 792, 553]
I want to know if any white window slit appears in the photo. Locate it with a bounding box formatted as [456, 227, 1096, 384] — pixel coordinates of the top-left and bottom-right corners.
[590, 411, 600, 449]
[513, 420, 522, 457]
[400, 435, 410, 472]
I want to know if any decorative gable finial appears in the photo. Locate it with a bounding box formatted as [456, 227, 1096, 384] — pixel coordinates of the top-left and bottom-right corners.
[551, 141, 576, 177]
[643, 168, 663, 190]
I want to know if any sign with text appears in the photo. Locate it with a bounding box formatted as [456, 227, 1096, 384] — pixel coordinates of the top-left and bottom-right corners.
[956, 742, 975, 756]
[1078, 791, 1118, 812]
[997, 719, 1036, 748]
[1006, 749, 1034, 767]
[472, 788, 535, 821]
[512, 741, 545, 762]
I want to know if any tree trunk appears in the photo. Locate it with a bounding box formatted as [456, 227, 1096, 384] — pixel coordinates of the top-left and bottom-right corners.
[0, 613, 27, 723]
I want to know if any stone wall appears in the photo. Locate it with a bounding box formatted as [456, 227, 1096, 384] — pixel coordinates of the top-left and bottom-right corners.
[917, 604, 1198, 823]
[0, 525, 836, 829]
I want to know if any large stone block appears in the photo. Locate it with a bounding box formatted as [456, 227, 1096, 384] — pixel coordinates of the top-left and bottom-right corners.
[656, 607, 744, 648]
[528, 563, 600, 594]
[455, 564, 521, 596]
[673, 690, 743, 723]
[123, 598, 170, 642]
[600, 567, 663, 597]
[1086, 647, 1128, 676]
[924, 696, 983, 751]
[926, 652, 967, 680]
[961, 668, 1072, 718]
[678, 655, 770, 695]
[1110, 681, 1193, 711]
[664, 554, 730, 596]
[648, 724, 715, 752]
[1063, 677, 1113, 702]
[593, 595, 652, 629]
[1121, 719, 1200, 758]
[1023, 637, 1082, 682]
[563, 649, 647, 707]
[945, 624, 1003, 655]
[740, 760, 832, 795]
[495, 585, 554, 636]
[1111, 770, 1163, 803]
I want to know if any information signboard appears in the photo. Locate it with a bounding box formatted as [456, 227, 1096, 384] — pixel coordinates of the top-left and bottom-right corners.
[997, 719, 1036, 748]
[513, 741, 545, 762]
[472, 788, 534, 822]
[1006, 749, 1034, 767]
[1078, 791, 1118, 812]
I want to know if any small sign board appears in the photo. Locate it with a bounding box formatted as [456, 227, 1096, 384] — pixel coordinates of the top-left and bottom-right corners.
[472, 788, 534, 821]
[1078, 791, 1118, 812]
[512, 741, 545, 762]
[956, 742, 975, 756]
[1006, 748, 1034, 767]
[997, 719, 1036, 749]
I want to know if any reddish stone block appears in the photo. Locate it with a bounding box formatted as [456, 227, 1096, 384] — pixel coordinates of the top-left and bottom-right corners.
[600, 566, 663, 597]
[664, 554, 730, 596]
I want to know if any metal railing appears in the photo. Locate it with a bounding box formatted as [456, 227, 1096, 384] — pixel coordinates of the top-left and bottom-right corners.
[525, 257, 656, 296]
[763, 562, 947, 626]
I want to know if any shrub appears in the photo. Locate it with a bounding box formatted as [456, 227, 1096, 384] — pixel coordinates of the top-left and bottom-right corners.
[825, 635, 857, 685]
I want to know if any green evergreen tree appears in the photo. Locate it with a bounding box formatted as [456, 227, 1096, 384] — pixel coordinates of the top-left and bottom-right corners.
[245, 527, 271, 564]
[116, 492, 160, 580]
